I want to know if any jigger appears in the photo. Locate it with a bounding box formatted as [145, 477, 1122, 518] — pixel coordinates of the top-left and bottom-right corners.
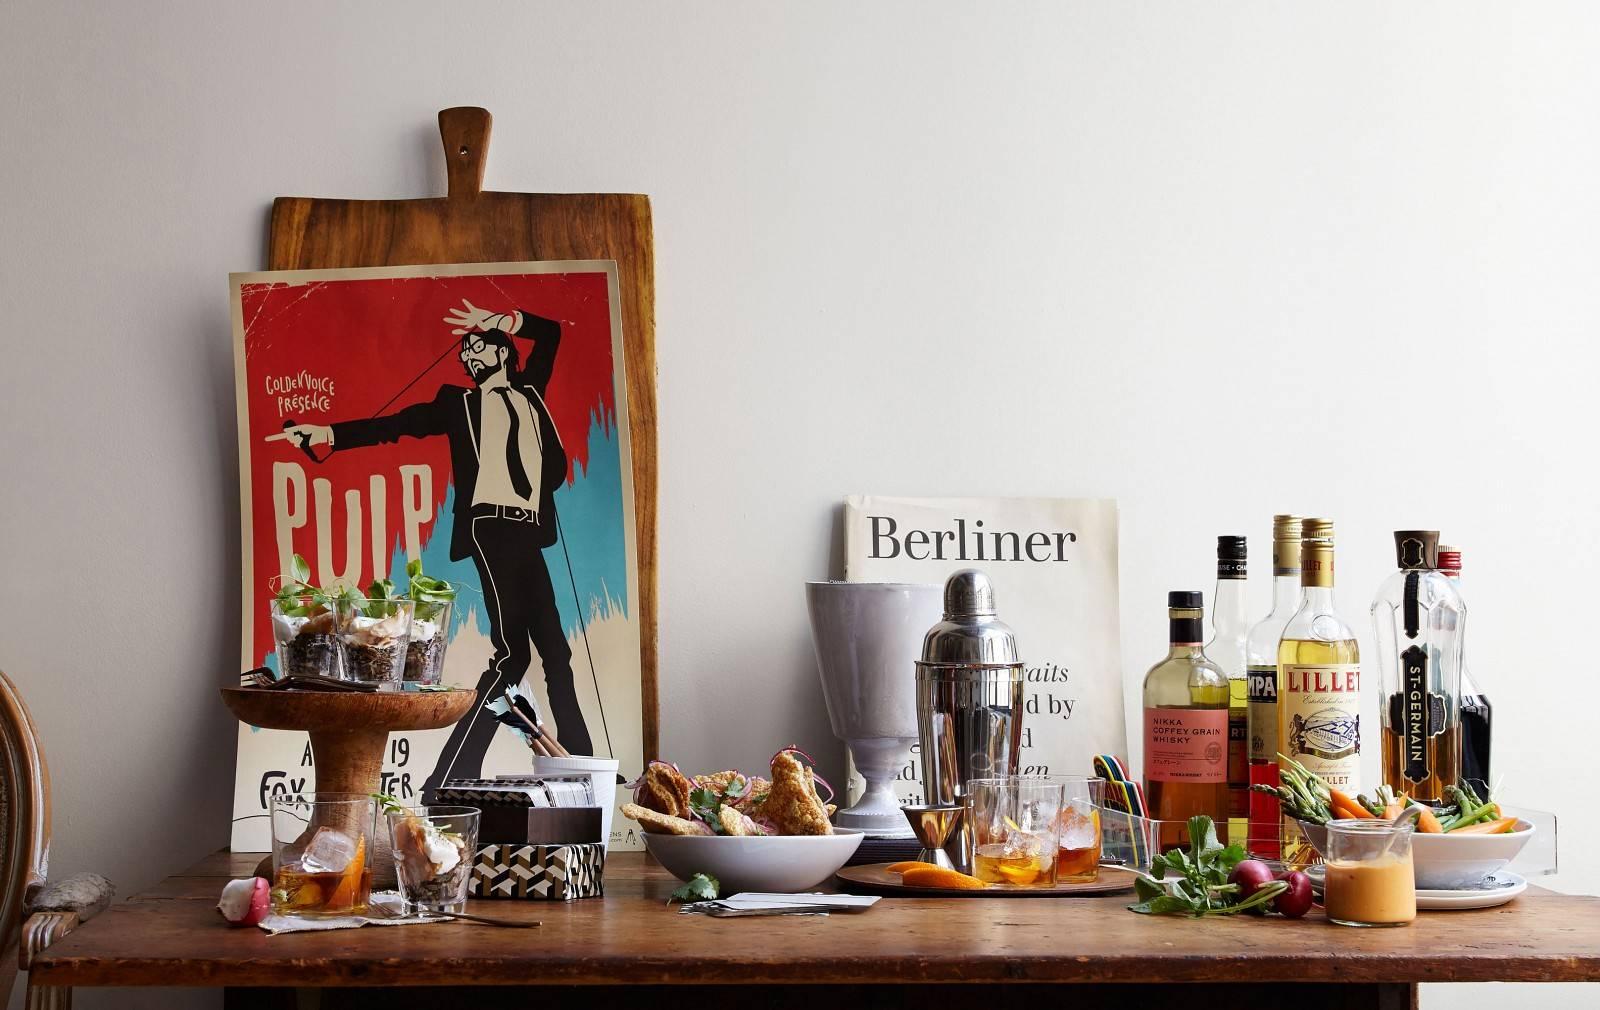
[901, 804, 964, 870]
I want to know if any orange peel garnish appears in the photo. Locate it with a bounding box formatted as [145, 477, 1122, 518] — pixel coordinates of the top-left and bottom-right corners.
[900, 865, 988, 890]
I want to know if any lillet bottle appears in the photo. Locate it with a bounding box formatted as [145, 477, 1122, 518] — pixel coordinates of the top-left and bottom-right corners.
[1277, 518, 1361, 860]
[1143, 591, 1231, 844]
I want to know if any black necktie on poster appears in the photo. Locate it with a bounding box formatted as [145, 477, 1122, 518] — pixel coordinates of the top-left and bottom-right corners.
[492, 387, 534, 500]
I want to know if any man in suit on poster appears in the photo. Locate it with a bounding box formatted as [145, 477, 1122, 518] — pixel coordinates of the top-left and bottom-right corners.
[284, 299, 595, 799]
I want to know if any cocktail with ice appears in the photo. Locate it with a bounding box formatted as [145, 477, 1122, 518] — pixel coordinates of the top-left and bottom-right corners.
[966, 777, 1062, 886]
[1053, 776, 1104, 882]
[269, 793, 376, 918]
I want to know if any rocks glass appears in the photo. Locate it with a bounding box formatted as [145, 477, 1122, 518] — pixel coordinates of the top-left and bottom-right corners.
[271, 594, 342, 680]
[336, 596, 415, 685]
[1053, 776, 1105, 883]
[269, 793, 377, 918]
[388, 805, 480, 914]
[1323, 818, 1418, 927]
[965, 776, 1062, 886]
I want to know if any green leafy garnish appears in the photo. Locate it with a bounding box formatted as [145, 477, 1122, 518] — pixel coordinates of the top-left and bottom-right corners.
[361, 578, 400, 618]
[273, 553, 333, 616]
[406, 558, 458, 622]
[372, 792, 407, 815]
[1126, 816, 1286, 917]
[688, 787, 725, 834]
[668, 873, 720, 905]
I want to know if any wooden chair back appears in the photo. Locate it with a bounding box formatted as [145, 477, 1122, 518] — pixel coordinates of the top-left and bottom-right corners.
[0, 670, 49, 995]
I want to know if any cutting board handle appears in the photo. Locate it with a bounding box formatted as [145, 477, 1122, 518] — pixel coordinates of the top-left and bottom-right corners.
[439, 107, 492, 199]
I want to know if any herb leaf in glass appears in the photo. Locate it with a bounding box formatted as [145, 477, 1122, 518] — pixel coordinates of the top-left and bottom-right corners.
[383, 798, 479, 914]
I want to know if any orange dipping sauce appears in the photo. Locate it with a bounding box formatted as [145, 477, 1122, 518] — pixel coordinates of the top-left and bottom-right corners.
[1324, 852, 1416, 927]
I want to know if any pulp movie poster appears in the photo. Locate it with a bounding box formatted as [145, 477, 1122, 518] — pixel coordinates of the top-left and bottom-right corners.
[228, 261, 642, 850]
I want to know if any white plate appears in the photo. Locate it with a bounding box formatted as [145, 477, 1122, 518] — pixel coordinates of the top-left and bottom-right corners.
[1416, 871, 1527, 910]
[1306, 867, 1527, 911]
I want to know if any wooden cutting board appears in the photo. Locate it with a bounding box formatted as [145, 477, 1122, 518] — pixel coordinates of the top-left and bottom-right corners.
[265, 107, 658, 758]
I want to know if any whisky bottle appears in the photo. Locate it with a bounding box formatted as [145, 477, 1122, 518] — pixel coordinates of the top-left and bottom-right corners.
[1438, 545, 1490, 795]
[1246, 514, 1301, 856]
[1205, 536, 1250, 847]
[1372, 530, 1464, 805]
[1144, 591, 1231, 846]
[1278, 518, 1361, 860]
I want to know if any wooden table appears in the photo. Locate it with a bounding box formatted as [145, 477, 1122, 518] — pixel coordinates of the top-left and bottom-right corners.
[29, 852, 1600, 1009]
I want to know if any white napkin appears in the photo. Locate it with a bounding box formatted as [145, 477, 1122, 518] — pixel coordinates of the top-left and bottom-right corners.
[258, 891, 449, 934]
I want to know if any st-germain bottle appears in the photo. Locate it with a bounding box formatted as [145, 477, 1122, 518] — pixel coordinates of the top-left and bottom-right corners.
[1144, 591, 1230, 846]
[1205, 536, 1251, 846]
[1371, 530, 1465, 805]
[1246, 514, 1302, 856]
[1277, 518, 1361, 861]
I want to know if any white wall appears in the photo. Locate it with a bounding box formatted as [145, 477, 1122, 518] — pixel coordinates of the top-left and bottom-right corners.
[2, 2, 1596, 1007]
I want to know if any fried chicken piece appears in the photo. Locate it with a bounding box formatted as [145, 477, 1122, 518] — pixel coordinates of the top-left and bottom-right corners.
[633, 761, 693, 819]
[730, 776, 770, 813]
[765, 751, 833, 835]
[621, 802, 711, 836]
[718, 805, 766, 836]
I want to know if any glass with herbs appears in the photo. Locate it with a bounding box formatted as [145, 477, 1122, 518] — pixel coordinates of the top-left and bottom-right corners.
[387, 804, 480, 914]
[269, 793, 376, 918]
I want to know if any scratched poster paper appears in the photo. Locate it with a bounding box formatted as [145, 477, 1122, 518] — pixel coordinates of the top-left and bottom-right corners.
[228, 261, 642, 850]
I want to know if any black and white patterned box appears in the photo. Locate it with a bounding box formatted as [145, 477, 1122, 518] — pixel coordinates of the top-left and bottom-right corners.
[469, 842, 605, 901]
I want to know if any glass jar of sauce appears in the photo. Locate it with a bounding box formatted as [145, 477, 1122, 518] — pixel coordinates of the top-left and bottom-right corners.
[1323, 818, 1417, 927]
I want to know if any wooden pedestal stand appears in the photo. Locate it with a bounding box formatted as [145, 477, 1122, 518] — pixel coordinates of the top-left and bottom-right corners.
[221, 687, 476, 884]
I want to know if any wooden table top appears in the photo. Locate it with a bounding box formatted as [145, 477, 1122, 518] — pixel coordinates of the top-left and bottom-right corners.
[29, 851, 1600, 989]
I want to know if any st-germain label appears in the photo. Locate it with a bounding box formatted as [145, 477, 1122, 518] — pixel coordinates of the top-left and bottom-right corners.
[1401, 645, 1430, 783]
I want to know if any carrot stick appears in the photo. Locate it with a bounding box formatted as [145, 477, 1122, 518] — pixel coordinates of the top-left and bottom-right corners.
[1382, 800, 1405, 819]
[1450, 816, 1518, 835]
[1329, 789, 1374, 819]
[1416, 806, 1444, 833]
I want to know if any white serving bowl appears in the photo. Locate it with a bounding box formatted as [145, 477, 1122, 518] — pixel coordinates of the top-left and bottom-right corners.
[1297, 817, 1536, 890]
[642, 829, 864, 894]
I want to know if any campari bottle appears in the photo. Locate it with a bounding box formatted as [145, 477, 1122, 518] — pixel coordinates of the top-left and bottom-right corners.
[1245, 514, 1302, 856]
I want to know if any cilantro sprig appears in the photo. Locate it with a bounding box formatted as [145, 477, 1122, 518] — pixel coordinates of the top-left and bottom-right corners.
[668, 873, 720, 905]
[1127, 815, 1286, 917]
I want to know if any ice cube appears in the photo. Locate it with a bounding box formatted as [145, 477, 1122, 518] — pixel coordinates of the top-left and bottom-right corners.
[301, 826, 358, 873]
[1060, 801, 1098, 849]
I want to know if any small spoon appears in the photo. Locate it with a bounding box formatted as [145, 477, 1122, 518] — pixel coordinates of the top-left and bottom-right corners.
[1384, 805, 1423, 859]
[429, 909, 540, 929]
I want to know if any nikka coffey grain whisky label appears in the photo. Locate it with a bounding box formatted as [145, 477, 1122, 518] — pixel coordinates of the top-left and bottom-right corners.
[1280, 663, 1361, 788]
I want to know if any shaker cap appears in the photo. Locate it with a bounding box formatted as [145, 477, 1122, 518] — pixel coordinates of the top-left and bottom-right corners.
[943, 568, 996, 617]
[919, 569, 1020, 665]
[1394, 530, 1440, 570]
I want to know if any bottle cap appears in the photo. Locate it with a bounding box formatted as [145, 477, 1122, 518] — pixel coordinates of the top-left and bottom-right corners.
[1394, 530, 1440, 570]
[1437, 545, 1462, 572]
[1302, 517, 1335, 541]
[1216, 535, 1247, 579]
[1272, 514, 1305, 541]
[1168, 590, 1203, 609]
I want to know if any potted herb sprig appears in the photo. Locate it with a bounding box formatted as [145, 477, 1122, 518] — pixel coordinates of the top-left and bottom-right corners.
[271, 554, 342, 679]
[402, 559, 457, 685]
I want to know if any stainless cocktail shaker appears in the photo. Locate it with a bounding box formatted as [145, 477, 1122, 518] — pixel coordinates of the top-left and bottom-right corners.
[915, 569, 1025, 869]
